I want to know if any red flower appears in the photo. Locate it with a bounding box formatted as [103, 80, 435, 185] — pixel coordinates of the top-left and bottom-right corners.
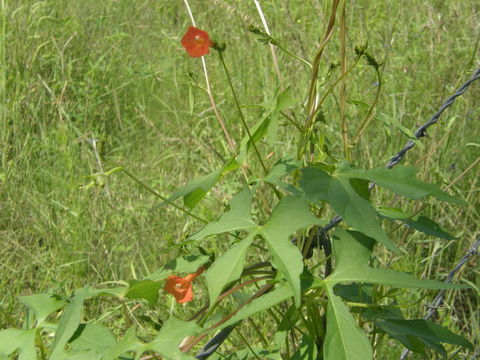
[181, 26, 213, 58]
[164, 267, 205, 303]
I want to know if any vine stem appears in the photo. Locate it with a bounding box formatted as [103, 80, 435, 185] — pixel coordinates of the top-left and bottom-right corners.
[304, 0, 341, 129]
[121, 168, 208, 224]
[217, 51, 269, 175]
[352, 66, 382, 144]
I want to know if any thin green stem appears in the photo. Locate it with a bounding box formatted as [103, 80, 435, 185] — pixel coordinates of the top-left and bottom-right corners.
[304, 0, 341, 127]
[217, 51, 268, 175]
[235, 327, 262, 360]
[352, 66, 382, 144]
[121, 168, 208, 224]
[298, 57, 361, 160]
[275, 43, 312, 68]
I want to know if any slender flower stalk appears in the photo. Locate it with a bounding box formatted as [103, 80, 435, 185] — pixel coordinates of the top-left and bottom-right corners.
[217, 51, 269, 175]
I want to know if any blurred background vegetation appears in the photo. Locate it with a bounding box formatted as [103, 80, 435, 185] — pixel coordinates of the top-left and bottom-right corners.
[0, 1, 478, 357]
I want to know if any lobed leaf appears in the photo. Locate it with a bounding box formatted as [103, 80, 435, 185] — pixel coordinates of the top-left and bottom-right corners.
[259, 195, 323, 307]
[144, 318, 202, 360]
[50, 286, 91, 360]
[0, 328, 36, 360]
[205, 234, 255, 307]
[18, 292, 67, 328]
[300, 167, 398, 252]
[190, 187, 256, 240]
[323, 291, 372, 360]
[219, 285, 294, 330]
[336, 163, 465, 204]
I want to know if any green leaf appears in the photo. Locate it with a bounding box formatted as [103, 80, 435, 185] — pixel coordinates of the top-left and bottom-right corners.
[125, 279, 162, 304]
[168, 168, 223, 209]
[275, 86, 297, 112]
[375, 111, 423, 147]
[144, 318, 202, 360]
[323, 291, 372, 360]
[237, 115, 272, 164]
[69, 324, 116, 352]
[378, 207, 455, 240]
[219, 285, 293, 330]
[373, 319, 473, 356]
[50, 286, 90, 360]
[102, 327, 143, 360]
[147, 254, 210, 281]
[63, 350, 102, 360]
[18, 292, 67, 327]
[205, 234, 255, 307]
[167, 159, 239, 209]
[300, 167, 398, 252]
[337, 164, 465, 204]
[0, 329, 36, 360]
[327, 230, 468, 290]
[263, 159, 302, 188]
[237, 87, 296, 162]
[190, 187, 257, 240]
[291, 335, 318, 360]
[404, 216, 455, 240]
[259, 196, 323, 307]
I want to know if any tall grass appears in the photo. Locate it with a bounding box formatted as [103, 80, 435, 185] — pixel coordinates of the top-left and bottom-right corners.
[1, 0, 478, 357]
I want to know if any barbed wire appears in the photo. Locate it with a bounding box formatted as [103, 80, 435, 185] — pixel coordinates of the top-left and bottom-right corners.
[193, 66, 480, 360]
[322, 66, 480, 234]
[386, 67, 480, 169]
[399, 237, 480, 360]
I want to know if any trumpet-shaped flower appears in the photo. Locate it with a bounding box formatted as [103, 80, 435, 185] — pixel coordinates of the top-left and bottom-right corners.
[181, 26, 213, 58]
[164, 267, 205, 303]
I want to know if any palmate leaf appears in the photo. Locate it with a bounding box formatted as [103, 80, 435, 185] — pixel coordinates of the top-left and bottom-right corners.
[372, 318, 473, 357]
[67, 324, 116, 357]
[299, 163, 464, 252]
[299, 167, 398, 252]
[218, 285, 294, 330]
[190, 187, 256, 240]
[192, 188, 322, 307]
[336, 163, 464, 204]
[167, 158, 239, 209]
[50, 286, 91, 360]
[259, 195, 323, 306]
[144, 318, 202, 360]
[102, 327, 142, 360]
[326, 229, 467, 291]
[323, 291, 373, 360]
[205, 234, 255, 308]
[0, 328, 36, 360]
[378, 207, 455, 240]
[18, 292, 67, 328]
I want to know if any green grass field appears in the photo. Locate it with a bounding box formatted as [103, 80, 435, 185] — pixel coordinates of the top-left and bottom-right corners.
[1, 0, 479, 358]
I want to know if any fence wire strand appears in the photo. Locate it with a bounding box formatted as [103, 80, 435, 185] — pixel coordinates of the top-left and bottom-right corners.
[399, 238, 480, 360]
[322, 67, 480, 234]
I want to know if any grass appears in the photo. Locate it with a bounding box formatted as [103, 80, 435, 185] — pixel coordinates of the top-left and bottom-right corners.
[1, 0, 479, 358]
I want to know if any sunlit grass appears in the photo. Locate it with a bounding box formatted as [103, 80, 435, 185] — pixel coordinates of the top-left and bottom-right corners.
[1, 0, 478, 357]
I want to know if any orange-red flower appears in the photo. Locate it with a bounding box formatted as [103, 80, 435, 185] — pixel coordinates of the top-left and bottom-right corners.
[164, 267, 205, 303]
[181, 26, 213, 58]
